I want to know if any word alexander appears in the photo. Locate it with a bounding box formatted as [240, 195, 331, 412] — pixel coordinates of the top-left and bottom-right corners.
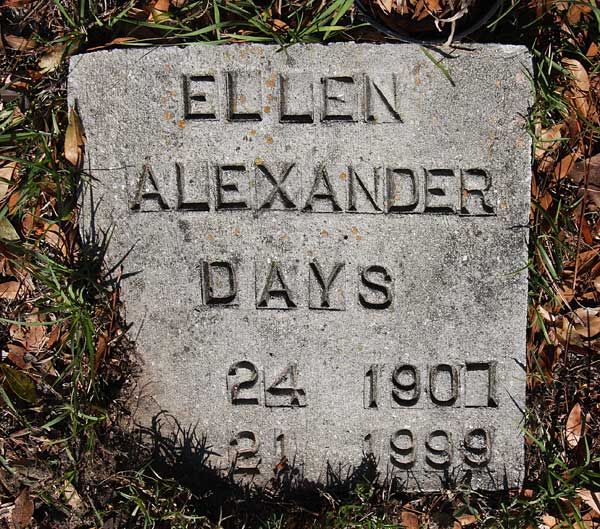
[131, 161, 496, 215]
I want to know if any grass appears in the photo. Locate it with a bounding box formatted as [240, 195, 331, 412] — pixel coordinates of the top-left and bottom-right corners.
[1, 0, 600, 527]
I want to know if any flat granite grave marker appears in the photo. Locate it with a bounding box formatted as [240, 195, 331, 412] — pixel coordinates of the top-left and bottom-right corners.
[68, 43, 532, 491]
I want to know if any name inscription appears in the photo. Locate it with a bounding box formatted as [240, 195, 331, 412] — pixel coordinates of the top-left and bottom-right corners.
[130, 162, 496, 216]
[182, 71, 403, 123]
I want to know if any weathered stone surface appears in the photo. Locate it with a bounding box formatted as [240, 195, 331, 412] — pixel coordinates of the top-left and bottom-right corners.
[68, 43, 532, 490]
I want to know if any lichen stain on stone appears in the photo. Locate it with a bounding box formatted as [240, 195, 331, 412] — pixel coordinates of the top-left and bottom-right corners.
[207, 234, 214, 241]
[339, 172, 347, 181]
[265, 73, 276, 88]
[264, 106, 271, 113]
[414, 63, 422, 85]
[164, 111, 174, 121]
[320, 230, 328, 238]
[178, 120, 186, 129]
[266, 135, 273, 145]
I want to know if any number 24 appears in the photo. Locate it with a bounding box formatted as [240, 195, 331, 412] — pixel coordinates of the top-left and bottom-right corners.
[226, 361, 307, 407]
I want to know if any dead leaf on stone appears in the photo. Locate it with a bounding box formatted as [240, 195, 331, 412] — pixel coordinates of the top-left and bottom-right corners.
[566, 402, 584, 448]
[10, 488, 34, 529]
[64, 107, 85, 167]
[0, 281, 22, 300]
[3, 35, 37, 51]
[38, 43, 67, 74]
[579, 490, 600, 516]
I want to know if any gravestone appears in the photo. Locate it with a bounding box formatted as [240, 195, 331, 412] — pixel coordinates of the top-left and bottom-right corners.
[68, 43, 532, 491]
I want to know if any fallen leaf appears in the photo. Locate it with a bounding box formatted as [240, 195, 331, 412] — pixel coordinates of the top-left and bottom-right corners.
[572, 307, 600, 338]
[579, 490, 600, 516]
[2, 0, 35, 6]
[562, 59, 590, 92]
[567, 1, 592, 24]
[567, 154, 600, 186]
[0, 364, 38, 404]
[581, 511, 600, 529]
[64, 107, 85, 167]
[149, 0, 170, 21]
[271, 19, 289, 31]
[46, 324, 61, 348]
[541, 514, 558, 528]
[554, 153, 577, 181]
[7, 188, 20, 215]
[563, 58, 590, 117]
[63, 481, 84, 512]
[94, 331, 109, 370]
[375, 0, 394, 13]
[566, 402, 584, 448]
[38, 43, 67, 74]
[10, 488, 34, 529]
[87, 37, 138, 51]
[44, 223, 67, 255]
[0, 217, 19, 241]
[0, 161, 17, 202]
[457, 514, 478, 526]
[7, 344, 28, 369]
[535, 123, 566, 160]
[3, 35, 37, 51]
[24, 323, 46, 353]
[520, 488, 535, 499]
[401, 511, 419, 529]
[0, 281, 21, 300]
